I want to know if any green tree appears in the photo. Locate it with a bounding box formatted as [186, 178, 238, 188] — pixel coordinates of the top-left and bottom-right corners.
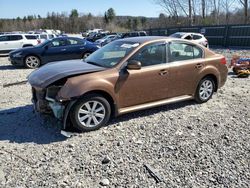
[23, 16, 27, 22]
[107, 8, 116, 22]
[70, 9, 79, 18]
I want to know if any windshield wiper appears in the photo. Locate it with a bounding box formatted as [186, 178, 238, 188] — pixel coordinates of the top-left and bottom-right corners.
[86, 61, 103, 67]
[86, 61, 109, 68]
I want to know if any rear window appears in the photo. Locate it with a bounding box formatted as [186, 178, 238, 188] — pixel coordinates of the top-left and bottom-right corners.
[193, 35, 203, 40]
[9, 35, 23, 41]
[25, 35, 37, 40]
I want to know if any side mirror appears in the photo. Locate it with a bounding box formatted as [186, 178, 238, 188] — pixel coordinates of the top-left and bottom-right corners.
[127, 60, 141, 70]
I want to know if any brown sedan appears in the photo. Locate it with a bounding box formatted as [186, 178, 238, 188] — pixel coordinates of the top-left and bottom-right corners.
[28, 36, 228, 131]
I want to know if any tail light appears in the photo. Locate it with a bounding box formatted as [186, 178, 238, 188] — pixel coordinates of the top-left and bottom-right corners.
[220, 57, 227, 65]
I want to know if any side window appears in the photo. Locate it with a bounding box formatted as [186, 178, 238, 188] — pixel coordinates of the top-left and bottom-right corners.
[48, 34, 54, 39]
[51, 39, 66, 47]
[130, 43, 166, 67]
[67, 39, 81, 45]
[25, 35, 37, 40]
[0, 36, 9, 42]
[9, 35, 23, 41]
[139, 32, 146, 36]
[168, 42, 203, 62]
[184, 35, 192, 40]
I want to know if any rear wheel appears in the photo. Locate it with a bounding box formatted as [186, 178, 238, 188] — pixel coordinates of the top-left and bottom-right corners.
[195, 77, 215, 103]
[24, 55, 40, 69]
[70, 94, 111, 132]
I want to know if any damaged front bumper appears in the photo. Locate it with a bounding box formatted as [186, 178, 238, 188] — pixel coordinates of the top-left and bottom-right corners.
[32, 86, 66, 120]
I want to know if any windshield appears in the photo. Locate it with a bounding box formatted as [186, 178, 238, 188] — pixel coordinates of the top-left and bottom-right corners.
[170, 33, 185, 38]
[85, 41, 140, 68]
[36, 40, 50, 47]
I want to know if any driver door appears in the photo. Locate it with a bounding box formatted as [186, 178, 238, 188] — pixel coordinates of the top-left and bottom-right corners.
[117, 42, 171, 108]
[43, 38, 68, 62]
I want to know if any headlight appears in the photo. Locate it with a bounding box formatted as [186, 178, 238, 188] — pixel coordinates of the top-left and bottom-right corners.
[13, 52, 23, 57]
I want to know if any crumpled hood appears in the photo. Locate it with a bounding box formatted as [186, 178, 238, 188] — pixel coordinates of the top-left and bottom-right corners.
[28, 59, 106, 88]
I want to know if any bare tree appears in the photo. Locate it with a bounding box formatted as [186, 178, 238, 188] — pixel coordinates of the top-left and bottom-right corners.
[154, 0, 180, 22]
[221, 0, 236, 24]
[238, 0, 248, 23]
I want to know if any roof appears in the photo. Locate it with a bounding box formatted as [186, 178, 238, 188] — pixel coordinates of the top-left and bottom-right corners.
[117, 36, 169, 43]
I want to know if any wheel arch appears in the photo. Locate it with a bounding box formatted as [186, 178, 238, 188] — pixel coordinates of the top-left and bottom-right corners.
[79, 90, 117, 117]
[24, 54, 42, 64]
[63, 90, 117, 130]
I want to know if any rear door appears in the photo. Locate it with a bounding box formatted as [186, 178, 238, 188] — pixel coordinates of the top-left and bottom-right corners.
[166, 41, 205, 98]
[65, 38, 86, 59]
[0, 35, 10, 52]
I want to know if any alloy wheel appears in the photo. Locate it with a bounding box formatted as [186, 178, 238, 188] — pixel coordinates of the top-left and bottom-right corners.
[25, 56, 40, 68]
[77, 100, 106, 128]
[199, 80, 214, 101]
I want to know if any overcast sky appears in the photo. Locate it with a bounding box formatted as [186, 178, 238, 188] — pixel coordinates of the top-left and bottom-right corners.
[0, 0, 162, 18]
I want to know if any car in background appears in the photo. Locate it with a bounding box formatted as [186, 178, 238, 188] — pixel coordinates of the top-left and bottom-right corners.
[121, 31, 147, 38]
[9, 37, 99, 68]
[95, 34, 120, 46]
[86, 33, 109, 42]
[170, 32, 209, 48]
[28, 36, 228, 132]
[0, 34, 39, 54]
[36, 33, 57, 44]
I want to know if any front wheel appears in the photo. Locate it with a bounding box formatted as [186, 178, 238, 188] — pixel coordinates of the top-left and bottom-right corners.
[195, 77, 215, 103]
[70, 94, 111, 132]
[82, 52, 91, 60]
[24, 55, 41, 69]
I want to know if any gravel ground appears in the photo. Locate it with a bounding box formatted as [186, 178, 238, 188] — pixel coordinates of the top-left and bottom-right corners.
[0, 49, 249, 188]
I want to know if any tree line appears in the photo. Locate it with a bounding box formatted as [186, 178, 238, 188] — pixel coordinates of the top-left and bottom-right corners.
[0, 3, 250, 33]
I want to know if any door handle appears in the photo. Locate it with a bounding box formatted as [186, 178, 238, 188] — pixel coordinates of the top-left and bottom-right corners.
[195, 63, 203, 69]
[61, 49, 66, 51]
[159, 69, 168, 76]
[80, 47, 85, 50]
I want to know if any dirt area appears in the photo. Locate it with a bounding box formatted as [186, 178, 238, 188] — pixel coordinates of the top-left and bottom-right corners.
[0, 49, 249, 187]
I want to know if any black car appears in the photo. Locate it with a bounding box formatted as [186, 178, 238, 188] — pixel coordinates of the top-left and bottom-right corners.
[86, 33, 108, 42]
[9, 37, 99, 68]
[121, 31, 147, 38]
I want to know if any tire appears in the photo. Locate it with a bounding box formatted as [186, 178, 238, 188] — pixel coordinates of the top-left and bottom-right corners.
[70, 94, 111, 132]
[82, 52, 91, 60]
[24, 55, 41, 69]
[195, 77, 215, 103]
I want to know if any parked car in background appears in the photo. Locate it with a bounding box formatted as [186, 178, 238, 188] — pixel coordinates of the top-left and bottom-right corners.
[121, 31, 147, 38]
[0, 34, 39, 54]
[28, 36, 228, 132]
[95, 34, 120, 46]
[86, 33, 109, 42]
[36, 33, 57, 43]
[9, 37, 99, 68]
[170, 32, 209, 48]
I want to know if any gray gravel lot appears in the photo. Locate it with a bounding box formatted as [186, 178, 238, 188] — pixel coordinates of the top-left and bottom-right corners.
[0, 49, 249, 187]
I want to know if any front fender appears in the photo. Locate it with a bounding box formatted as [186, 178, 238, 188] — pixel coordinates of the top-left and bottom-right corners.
[58, 78, 117, 104]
